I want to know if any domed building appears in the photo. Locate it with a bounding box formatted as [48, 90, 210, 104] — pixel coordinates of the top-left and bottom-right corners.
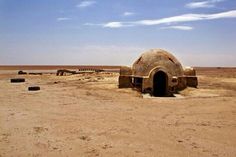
[119, 49, 198, 96]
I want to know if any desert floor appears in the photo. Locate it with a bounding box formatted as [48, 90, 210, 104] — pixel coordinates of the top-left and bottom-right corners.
[0, 68, 236, 157]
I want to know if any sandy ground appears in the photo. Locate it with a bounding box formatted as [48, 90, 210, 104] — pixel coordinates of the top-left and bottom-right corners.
[0, 68, 236, 157]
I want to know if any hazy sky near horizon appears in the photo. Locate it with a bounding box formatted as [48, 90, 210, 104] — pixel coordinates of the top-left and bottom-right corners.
[0, 0, 236, 66]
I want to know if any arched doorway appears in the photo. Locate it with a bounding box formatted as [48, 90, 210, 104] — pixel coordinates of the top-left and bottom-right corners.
[153, 71, 168, 96]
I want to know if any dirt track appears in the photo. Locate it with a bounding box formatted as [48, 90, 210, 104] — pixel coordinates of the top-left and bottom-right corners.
[0, 68, 236, 157]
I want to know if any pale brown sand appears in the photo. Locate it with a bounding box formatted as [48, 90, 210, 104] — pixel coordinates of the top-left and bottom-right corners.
[0, 68, 236, 157]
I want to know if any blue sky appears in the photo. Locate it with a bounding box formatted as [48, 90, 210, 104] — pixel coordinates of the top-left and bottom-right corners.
[0, 0, 236, 66]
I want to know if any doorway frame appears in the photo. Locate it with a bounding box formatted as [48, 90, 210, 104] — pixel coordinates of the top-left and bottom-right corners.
[152, 70, 168, 96]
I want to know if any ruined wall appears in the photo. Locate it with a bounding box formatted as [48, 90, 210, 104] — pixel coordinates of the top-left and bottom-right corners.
[119, 66, 132, 88]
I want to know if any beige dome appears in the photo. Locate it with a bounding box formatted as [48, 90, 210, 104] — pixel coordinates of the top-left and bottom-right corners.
[132, 49, 184, 77]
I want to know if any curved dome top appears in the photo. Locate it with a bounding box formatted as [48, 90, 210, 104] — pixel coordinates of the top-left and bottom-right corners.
[132, 49, 184, 77]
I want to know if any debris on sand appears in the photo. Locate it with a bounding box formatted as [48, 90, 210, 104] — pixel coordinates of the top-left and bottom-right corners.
[29, 72, 43, 75]
[28, 86, 40, 91]
[10, 78, 25, 83]
[18, 70, 27, 75]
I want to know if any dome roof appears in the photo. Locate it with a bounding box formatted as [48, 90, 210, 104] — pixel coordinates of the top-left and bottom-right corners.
[132, 49, 184, 77]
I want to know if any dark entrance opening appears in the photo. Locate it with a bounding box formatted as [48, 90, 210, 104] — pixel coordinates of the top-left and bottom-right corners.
[153, 71, 168, 97]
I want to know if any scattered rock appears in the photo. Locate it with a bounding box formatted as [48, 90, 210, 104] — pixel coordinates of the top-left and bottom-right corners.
[101, 144, 112, 149]
[79, 135, 91, 141]
[33, 127, 48, 133]
[85, 148, 99, 156]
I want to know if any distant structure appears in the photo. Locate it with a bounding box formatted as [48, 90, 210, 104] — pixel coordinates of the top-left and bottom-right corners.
[56, 69, 77, 76]
[56, 68, 105, 76]
[119, 49, 198, 96]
